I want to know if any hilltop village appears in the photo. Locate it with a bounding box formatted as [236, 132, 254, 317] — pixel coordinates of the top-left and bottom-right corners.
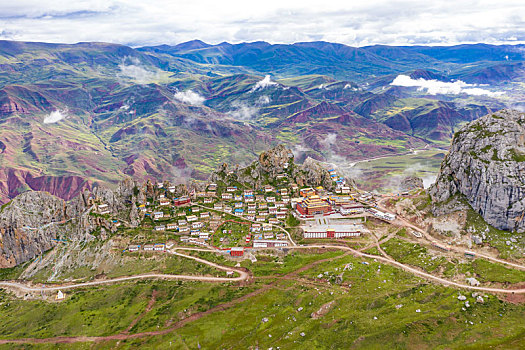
[92, 165, 398, 258]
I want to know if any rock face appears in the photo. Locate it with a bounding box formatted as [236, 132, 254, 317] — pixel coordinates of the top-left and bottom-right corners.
[0, 191, 66, 267]
[211, 144, 342, 191]
[430, 109, 525, 232]
[0, 177, 146, 268]
[399, 176, 424, 193]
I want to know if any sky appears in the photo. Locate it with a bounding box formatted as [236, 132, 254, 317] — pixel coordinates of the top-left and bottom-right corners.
[0, 0, 524, 47]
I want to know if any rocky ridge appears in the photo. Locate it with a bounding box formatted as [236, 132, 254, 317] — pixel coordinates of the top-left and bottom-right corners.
[430, 109, 525, 232]
[210, 144, 342, 191]
[0, 178, 150, 268]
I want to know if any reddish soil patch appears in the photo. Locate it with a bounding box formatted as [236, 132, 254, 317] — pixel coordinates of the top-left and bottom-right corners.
[502, 282, 525, 304]
[123, 290, 158, 333]
[0, 249, 350, 345]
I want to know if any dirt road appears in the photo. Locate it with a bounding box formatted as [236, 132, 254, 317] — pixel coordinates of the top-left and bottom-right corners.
[289, 244, 525, 294]
[0, 249, 249, 294]
[376, 197, 525, 271]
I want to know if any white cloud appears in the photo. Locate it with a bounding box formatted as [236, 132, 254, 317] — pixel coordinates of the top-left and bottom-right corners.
[256, 95, 271, 106]
[251, 75, 277, 92]
[320, 133, 337, 149]
[43, 110, 66, 124]
[319, 133, 348, 165]
[390, 75, 505, 97]
[227, 100, 259, 120]
[291, 144, 309, 160]
[402, 162, 437, 189]
[170, 165, 193, 184]
[174, 89, 206, 106]
[117, 57, 160, 84]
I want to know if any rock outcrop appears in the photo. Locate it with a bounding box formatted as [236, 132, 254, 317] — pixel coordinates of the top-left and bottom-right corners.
[0, 177, 146, 268]
[430, 109, 525, 232]
[399, 176, 424, 193]
[210, 144, 342, 191]
[0, 191, 66, 267]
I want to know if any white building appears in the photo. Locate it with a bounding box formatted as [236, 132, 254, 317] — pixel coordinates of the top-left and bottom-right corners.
[154, 243, 165, 251]
[98, 204, 110, 215]
[253, 240, 289, 248]
[303, 226, 362, 239]
[340, 204, 364, 215]
[368, 208, 396, 221]
[55, 290, 65, 300]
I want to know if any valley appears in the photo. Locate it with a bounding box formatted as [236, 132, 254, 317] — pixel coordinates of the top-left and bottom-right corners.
[1, 40, 521, 204]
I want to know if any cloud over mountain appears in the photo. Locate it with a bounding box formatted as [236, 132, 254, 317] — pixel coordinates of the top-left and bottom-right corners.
[390, 75, 505, 97]
[43, 110, 66, 124]
[117, 57, 160, 84]
[174, 90, 206, 106]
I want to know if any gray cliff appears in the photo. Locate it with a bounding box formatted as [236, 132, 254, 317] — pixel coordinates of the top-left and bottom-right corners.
[0, 177, 145, 268]
[430, 109, 525, 232]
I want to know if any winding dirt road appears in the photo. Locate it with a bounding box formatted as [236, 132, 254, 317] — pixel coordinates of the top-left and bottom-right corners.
[1, 240, 525, 345]
[376, 197, 525, 271]
[287, 244, 525, 294]
[0, 249, 249, 294]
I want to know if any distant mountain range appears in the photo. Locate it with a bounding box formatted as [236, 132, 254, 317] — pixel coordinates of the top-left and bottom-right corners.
[0, 39, 523, 203]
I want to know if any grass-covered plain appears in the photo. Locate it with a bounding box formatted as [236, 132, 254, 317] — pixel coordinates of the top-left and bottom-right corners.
[1, 249, 525, 349]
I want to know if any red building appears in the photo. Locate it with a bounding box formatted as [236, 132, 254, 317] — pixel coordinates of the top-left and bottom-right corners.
[230, 247, 244, 257]
[296, 195, 332, 216]
[174, 196, 191, 206]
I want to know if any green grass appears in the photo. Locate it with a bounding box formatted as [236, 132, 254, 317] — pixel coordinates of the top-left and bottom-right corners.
[2, 249, 525, 349]
[126, 255, 525, 349]
[241, 250, 344, 277]
[286, 213, 301, 227]
[212, 220, 251, 248]
[0, 280, 255, 340]
[0, 262, 29, 280]
[381, 238, 449, 273]
[24, 251, 228, 284]
[470, 259, 525, 284]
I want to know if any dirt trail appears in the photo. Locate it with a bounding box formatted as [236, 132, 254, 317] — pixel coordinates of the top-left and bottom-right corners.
[376, 197, 525, 271]
[0, 249, 347, 345]
[123, 290, 158, 333]
[289, 245, 525, 295]
[0, 249, 249, 294]
[1, 231, 525, 345]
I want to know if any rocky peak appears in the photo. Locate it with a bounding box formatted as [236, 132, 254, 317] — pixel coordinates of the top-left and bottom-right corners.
[258, 144, 294, 177]
[0, 191, 67, 267]
[211, 144, 342, 192]
[399, 176, 424, 193]
[430, 109, 525, 232]
[0, 177, 143, 268]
